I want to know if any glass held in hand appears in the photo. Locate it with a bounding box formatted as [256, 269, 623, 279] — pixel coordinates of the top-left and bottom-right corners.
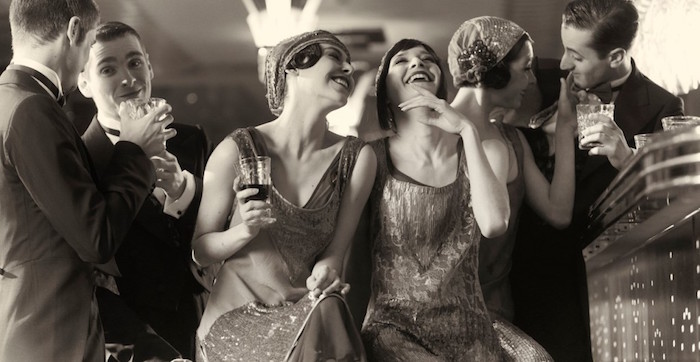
[123, 97, 169, 149]
[239, 155, 275, 226]
[123, 97, 167, 120]
[633, 133, 655, 150]
[661, 115, 700, 131]
[576, 104, 615, 150]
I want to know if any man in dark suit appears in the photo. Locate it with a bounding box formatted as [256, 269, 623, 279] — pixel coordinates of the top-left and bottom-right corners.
[510, 0, 684, 361]
[0, 1, 171, 361]
[78, 21, 210, 361]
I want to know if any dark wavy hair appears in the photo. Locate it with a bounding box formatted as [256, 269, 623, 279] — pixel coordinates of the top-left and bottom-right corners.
[375, 39, 447, 131]
[563, 0, 639, 58]
[458, 35, 529, 90]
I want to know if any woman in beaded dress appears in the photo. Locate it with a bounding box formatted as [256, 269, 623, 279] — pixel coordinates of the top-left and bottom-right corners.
[448, 17, 577, 360]
[360, 38, 510, 361]
[191, 30, 376, 362]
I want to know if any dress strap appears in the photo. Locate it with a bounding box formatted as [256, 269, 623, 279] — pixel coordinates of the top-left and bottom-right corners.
[335, 136, 366, 197]
[229, 128, 259, 162]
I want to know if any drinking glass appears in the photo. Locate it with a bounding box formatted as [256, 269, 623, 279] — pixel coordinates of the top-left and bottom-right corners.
[123, 97, 167, 120]
[661, 115, 700, 131]
[576, 104, 615, 150]
[239, 156, 275, 225]
[633, 133, 654, 149]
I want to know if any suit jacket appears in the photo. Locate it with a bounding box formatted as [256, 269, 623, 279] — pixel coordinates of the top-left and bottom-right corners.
[511, 59, 683, 361]
[82, 116, 209, 358]
[0, 70, 155, 361]
[571, 60, 684, 243]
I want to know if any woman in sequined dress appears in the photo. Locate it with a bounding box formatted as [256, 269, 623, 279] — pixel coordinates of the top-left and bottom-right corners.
[360, 38, 511, 361]
[448, 17, 576, 360]
[191, 30, 375, 362]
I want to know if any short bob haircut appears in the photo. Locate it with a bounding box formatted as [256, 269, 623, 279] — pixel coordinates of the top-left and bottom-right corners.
[375, 39, 447, 131]
[563, 0, 639, 58]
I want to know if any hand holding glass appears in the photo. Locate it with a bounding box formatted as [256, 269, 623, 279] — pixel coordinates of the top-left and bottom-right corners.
[239, 156, 275, 225]
[576, 104, 615, 150]
[123, 97, 169, 149]
[634, 133, 654, 149]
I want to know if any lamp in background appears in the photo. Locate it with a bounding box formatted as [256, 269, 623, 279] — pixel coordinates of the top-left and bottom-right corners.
[242, 0, 323, 81]
[631, 0, 700, 95]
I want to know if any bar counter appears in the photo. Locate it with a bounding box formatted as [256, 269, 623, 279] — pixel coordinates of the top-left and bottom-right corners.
[583, 126, 700, 361]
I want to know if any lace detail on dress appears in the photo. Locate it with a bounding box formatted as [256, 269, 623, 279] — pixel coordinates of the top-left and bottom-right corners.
[363, 140, 503, 361]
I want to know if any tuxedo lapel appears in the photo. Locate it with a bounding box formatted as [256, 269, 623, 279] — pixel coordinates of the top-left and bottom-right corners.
[82, 116, 176, 245]
[612, 62, 651, 144]
[82, 116, 114, 177]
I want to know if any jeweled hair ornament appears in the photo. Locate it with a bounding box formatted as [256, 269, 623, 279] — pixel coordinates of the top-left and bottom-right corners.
[264, 30, 350, 116]
[448, 16, 531, 86]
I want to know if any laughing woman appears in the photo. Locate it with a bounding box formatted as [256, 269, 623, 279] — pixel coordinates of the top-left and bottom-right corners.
[449, 16, 575, 361]
[361, 38, 511, 361]
[192, 30, 375, 362]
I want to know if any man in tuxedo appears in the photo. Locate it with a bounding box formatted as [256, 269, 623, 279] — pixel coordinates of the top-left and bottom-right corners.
[0, 1, 171, 361]
[510, 0, 684, 360]
[78, 21, 210, 361]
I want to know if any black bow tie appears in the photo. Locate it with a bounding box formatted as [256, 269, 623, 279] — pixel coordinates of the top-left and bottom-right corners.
[7, 64, 66, 107]
[101, 125, 120, 137]
[573, 82, 623, 104]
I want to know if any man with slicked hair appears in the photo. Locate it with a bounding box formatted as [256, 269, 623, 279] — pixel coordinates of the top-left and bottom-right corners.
[0, 1, 170, 360]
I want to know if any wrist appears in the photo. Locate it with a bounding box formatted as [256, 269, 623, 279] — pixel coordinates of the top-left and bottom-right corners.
[167, 174, 186, 199]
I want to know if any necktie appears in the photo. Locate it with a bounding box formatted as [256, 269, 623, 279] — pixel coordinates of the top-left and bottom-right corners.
[6, 64, 66, 106]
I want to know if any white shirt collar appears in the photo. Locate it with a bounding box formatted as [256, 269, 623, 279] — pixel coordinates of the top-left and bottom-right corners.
[10, 57, 64, 98]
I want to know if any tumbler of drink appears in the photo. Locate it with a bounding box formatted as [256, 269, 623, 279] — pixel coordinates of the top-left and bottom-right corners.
[123, 97, 167, 121]
[661, 115, 700, 131]
[239, 156, 275, 225]
[633, 133, 654, 149]
[123, 97, 169, 149]
[576, 104, 615, 150]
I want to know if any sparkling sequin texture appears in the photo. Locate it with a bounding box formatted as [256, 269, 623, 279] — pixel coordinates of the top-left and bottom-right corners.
[200, 129, 365, 362]
[362, 140, 505, 361]
[448, 16, 532, 86]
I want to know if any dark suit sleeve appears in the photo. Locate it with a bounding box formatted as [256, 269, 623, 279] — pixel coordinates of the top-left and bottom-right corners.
[652, 95, 685, 132]
[6, 95, 155, 263]
[172, 125, 210, 244]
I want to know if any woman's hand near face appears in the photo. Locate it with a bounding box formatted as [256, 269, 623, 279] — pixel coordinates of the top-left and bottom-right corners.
[399, 84, 472, 134]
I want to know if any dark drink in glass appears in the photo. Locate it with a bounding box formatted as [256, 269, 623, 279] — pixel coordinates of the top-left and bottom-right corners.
[241, 183, 270, 202]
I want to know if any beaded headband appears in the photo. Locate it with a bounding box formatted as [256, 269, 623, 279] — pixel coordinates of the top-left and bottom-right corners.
[448, 16, 531, 86]
[264, 30, 350, 116]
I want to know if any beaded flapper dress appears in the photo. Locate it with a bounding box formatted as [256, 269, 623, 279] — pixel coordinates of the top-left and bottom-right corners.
[362, 139, 505, 361]
[199, 128, 365, 362]
[480, 124, 554, 361]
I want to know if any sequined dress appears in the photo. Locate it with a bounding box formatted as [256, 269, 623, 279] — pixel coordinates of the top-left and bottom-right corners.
[198, 128, 366, 362]
[362, 139, 504, 361]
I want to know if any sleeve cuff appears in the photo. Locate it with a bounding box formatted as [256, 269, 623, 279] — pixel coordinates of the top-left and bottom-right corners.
[163, 170, 195, 219]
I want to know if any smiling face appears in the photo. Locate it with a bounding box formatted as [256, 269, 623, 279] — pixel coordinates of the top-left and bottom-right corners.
[385, 46, 442, 104]
[491, 40, 535, 109]
[560, 24, 614, 89]
[288, 43, 355, 110]
[78, 33, 153, 121]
